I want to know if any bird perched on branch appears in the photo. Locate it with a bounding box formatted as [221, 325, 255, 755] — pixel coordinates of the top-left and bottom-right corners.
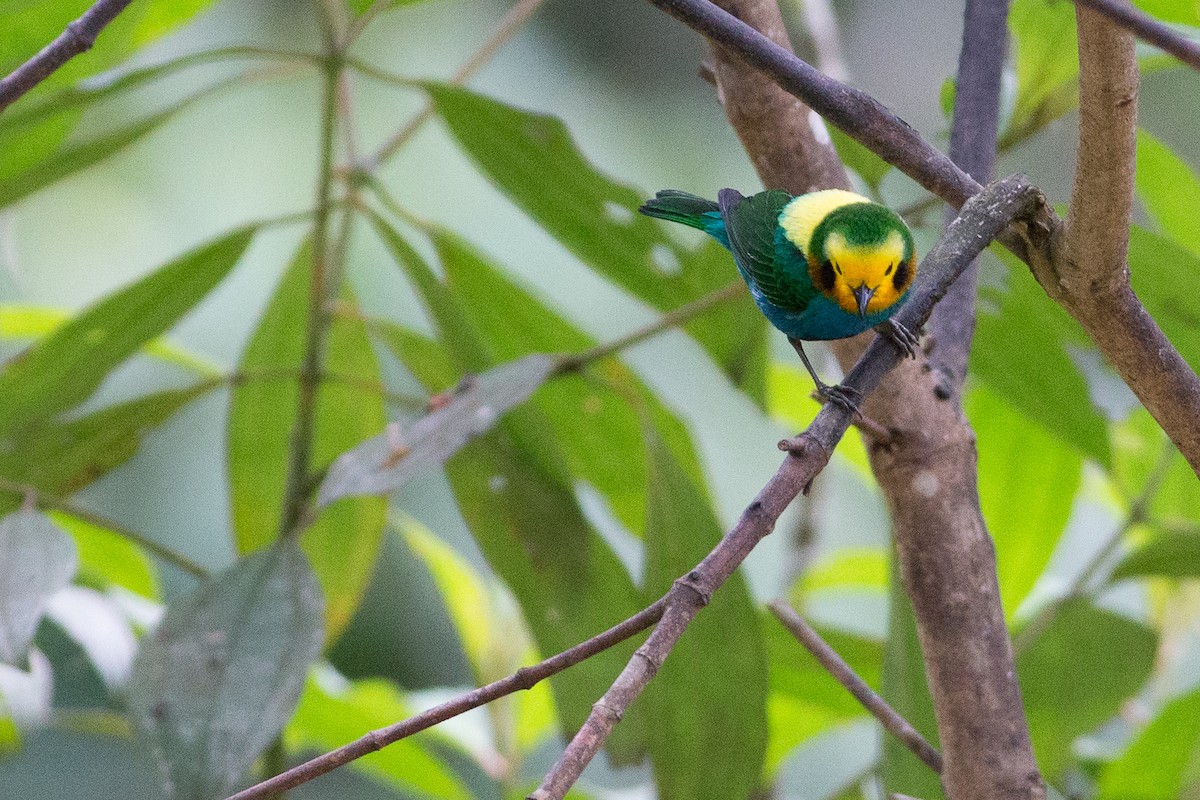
[639, 187, 919, 411]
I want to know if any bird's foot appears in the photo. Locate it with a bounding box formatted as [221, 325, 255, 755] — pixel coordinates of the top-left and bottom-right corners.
[816, 382, 862, 416]
[878, 319, 920, 359]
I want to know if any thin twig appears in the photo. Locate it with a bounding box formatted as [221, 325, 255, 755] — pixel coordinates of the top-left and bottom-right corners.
[526, 177, 1043, 800]
[1073, 0, 1200, 70]
[225, 599, 669, 800]
[0, 0, 134, 114]
[767, 600, 943, 774]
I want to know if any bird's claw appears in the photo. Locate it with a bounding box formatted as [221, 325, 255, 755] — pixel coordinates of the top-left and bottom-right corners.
[879, 319, 919, 359]
[817, 383, 862, 416]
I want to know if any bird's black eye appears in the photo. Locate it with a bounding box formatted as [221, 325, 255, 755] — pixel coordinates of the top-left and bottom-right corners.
[817, 260, 837, 291]
[892, 260, 910, 290]
[884, 263, 894, 276]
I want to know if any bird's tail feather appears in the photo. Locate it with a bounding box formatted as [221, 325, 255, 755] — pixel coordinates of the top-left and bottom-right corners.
[638, 190, 720, 230]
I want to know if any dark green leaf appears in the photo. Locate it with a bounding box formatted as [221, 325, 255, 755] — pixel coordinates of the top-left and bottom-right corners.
[969, 387, 1082, 617]
[1017, 599, 1156, 779]
[971, 249, 1111, 464]
[640, 432, 768, 800]
[424, 83, 769, 402]
[1111, 532, 1200, 580]
[0, 228, 252, 441]
[129, 541, 324, 800]
[318, 354, 558, 506]
[0, 509, 78, 664]
[1135, 130, 1200, 257]
[228, 239, 388, 639]
[1098, 688, 1200, 799]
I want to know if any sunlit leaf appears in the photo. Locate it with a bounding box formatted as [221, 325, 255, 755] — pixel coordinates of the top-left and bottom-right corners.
[0, 509, 78, 664]
[1133, 0, 1200, 26]
[288, 671, 472, 799]
[798, 548, 888, 595]
[129, 541, 323, 800]
[1017, 599, 1156, 779]
[1135, 130, 1200, 257]
[969, 387, 1082, 617]
[228, 239, 387, 638]
[640, 431, 767, 800]
[318, 354, 557, 507]
[972, 249, 1110, 464]
[425, 82, 770, 403]
[48, 511, 158, 599]
[1098, 688, 1200, 799]
[0, 228, 252, 441]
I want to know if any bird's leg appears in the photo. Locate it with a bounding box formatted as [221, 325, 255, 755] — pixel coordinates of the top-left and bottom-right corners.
[877, 318, 920, 359]
[788, 337, 861, 415]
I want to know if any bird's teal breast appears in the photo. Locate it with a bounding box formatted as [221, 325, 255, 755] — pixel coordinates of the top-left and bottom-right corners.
[753, 290, 908, 341]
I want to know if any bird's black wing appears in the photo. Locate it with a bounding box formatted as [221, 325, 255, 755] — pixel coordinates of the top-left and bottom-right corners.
[718, 188, 807, 312]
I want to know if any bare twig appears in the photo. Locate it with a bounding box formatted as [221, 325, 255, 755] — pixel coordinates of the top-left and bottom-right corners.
[768, 600, 943, 774]
[0, 0, 134, 114]
[1073, 0, 1200, 70]
[527, 177, 1043, 800]
[226, 599, 669, 800]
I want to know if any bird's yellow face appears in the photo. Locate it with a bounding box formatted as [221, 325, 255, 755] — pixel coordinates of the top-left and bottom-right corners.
[819, 229, 913, 317]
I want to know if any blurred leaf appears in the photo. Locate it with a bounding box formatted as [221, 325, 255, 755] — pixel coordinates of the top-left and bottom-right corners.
[1017, 599, 1156, 779]
[0, 383, 218, 516]
[347, 0, 429, 12]
[640, 432, 768, 800]
[228, 239, 387, 639]
[369, 318, 460, 391]
[318, 354, 557, 506]
[0, 303, 222, 377]
[289, 672, 472, 799]
[1133, 0, 1200, 25]
[798, 547, 888, 595]
[0, 509, 78, 664]
[373, 218, 647, 758]
[1112, 532, 1200, 580]
[129, 541, 323, 800]
[880, 564, 943, 800]
[830, 124, 891, 191]
[0, 227, 252, 440]
[0, 715, 17, 752]
[1135, 130, 1200, 257]
[1129, 227, 1200, 368]
[48, 511, 159, 599]
[972, 249, 1110, 464]
[939, 76, 957, 120]
[1098, 688, 1200, 799]
[425, 83, 770, 403]
[969, 387, 1082, 617]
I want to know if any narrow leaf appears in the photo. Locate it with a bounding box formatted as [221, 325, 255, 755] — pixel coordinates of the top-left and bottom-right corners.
[0, 228, 252, 441]
[0, 509, 78, 664]
[128, 541, 324, 800]
[318, 354, 557, 506]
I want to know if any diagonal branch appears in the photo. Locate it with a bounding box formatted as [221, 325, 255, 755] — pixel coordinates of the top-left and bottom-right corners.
[0, 0, 134, 115]
[767, 600, 943, 774]
[1072, 0, 1200, 70]
[526, 176, 1043, 800]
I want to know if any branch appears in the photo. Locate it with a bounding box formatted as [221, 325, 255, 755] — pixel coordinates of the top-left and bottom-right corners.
[927, 0, 1010, 394]
[1073, 0, 1200, 70]
[226, 599, 668, 800]
[0, 0, 134, 115]
[767, 600, 943, 774]
[527, 176, 1043, 800]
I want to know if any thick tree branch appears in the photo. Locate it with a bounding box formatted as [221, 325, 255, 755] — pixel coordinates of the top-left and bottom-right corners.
[929, 0, 1010, 393]
[768, 600, 944, 774]
[648, 0, 1200, 476]
[0, 0, 134, 114]
[1073, 0, 1200, 70]
[527, 177, 1043, 800]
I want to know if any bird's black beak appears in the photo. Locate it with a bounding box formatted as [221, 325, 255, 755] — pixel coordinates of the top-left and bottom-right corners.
[853, 285, 876, 319]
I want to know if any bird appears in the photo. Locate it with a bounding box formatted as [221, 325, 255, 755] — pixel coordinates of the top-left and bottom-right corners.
[639, 187, 920, 411]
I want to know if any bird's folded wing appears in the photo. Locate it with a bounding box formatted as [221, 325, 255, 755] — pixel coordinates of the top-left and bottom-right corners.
[718, 188, 808, 312]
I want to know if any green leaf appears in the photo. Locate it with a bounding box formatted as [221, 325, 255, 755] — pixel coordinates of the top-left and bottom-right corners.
[0, 227, 252, 441]
[1133, 0, 1200, 26]
[829, 124, 891, 191]
[1111, 532, 1200, 580]
[1008, 0, 1079, 140]
[1129, 226, 1200, 369]
[288, 672, 472, 799]
[368, 319, 460, 391]
[227, 239, 387, 639]
[0, 509, 78, 664]
[969, 387, 1082, 617]
[129, 541, 324, 800]
[640, 432, 767, 800]
[347, 0, 430, 12]
[1135, 130, 1200, 257]
[1017, 599, 1156, 779]
[424, 83, 770, 403]
[318, 354, 558, 507]
[971, 249, 1111, 464]
[48, 511, 158, 599]
[1098, 688, 1200, 799]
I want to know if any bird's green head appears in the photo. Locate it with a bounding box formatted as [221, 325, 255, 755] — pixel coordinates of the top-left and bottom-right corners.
[806, 203, 916, 318]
